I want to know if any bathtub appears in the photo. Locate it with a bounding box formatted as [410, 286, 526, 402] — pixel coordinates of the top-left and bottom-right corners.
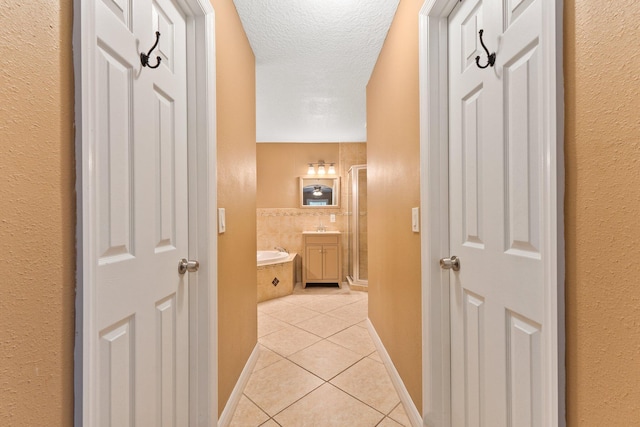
[257, 250, 290, 266]
[257, 251, 297, 302]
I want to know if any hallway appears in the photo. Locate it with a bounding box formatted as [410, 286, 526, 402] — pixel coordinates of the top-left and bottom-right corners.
[229, 286, 410, 426]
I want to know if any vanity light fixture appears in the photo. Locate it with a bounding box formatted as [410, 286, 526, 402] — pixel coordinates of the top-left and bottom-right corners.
[306, 160, 336, 176]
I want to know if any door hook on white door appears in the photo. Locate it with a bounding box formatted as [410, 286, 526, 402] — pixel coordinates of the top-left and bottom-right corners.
[141, 31, 162, 69]
[475, 30, 496, 69]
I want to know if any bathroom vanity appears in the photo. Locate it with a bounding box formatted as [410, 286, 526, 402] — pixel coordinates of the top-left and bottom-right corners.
[302, 231, 342, 287]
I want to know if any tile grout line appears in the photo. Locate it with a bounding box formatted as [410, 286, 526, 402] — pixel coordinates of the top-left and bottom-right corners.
[258, 313, 370, 356]
[263, 355, 389, 424]
[259, 329, 398, 423]
[259, 322, 361, 343]
[238, 289, 408, 427]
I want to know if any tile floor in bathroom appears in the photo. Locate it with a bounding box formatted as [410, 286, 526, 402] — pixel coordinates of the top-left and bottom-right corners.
[228, 284, 411, 427]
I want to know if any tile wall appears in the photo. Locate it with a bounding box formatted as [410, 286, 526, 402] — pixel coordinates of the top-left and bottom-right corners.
[257, 256, 296, 302]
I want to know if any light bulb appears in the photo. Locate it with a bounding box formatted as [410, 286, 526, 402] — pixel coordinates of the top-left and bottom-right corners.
[317, 164, 326, 175]
[328, 163, 336, 175]
[307, 164, 315, 175]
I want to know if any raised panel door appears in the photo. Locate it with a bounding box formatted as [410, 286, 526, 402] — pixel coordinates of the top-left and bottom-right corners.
[448, 0, 545, 425]
[322, 245, 339, 281]
[92, 0, 189, 425]
[305, 244, 324, 281]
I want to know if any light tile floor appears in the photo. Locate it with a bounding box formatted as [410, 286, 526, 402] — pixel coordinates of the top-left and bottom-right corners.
[229, 284, 411, 427]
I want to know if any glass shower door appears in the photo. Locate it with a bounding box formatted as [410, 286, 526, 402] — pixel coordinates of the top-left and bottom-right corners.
[357, 167, 368, 282]
[347, 165, 367, 287]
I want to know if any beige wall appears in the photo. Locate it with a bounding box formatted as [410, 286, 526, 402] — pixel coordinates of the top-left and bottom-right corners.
[257, 143, 342, 208]
[366, 0, 424, 411]
[0, 0, 75, 425]
[3, 0, 640, 424]
[256, 143, 366, 282]
[564, 0, 640, 423]
[211, 0, 258, 415]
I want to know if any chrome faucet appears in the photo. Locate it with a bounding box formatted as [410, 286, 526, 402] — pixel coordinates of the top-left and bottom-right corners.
[274, 246, 289, 254]
[317, 221, 326, 232]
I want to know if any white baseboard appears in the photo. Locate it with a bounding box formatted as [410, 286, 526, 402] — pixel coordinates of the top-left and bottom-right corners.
[366, 319, 423, 427]
[218, 344, 261, 427]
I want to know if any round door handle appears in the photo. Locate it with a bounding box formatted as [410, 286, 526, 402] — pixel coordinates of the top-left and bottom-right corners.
[178, 258, 199, 274]
[440, 256, 460, 271]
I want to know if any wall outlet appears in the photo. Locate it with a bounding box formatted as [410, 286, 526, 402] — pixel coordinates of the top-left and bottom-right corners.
[218, 208, 226, 233]
[412, 207, 420, 232]
[330, 214, 336, 223]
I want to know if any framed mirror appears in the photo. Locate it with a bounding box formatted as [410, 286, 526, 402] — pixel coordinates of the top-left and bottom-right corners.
[300, 176, 340, 207]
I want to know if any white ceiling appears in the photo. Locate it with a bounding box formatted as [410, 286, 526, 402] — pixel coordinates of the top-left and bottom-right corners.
[233, 0, 399, 142]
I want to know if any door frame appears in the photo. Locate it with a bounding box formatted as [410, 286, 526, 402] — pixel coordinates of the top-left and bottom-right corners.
[73, 1, 218, 425]
[418, 0, 565, 425]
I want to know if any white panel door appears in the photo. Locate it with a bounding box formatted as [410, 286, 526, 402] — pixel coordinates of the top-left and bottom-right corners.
[92, 0, 189, 425]
[448, 0, 545, 425]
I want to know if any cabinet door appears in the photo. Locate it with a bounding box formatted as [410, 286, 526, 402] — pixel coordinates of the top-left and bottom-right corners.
[323, 245, 339, 281]
[306, 244, 324, 281]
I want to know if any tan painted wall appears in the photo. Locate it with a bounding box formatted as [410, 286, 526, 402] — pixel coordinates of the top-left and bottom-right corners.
[366, 0, 424, 411]
[211, 0, 258, 415]
[256, 143, 366, 282]
[257, 143, 341, 208]
[564, 0, 640, 423]
[2, 0, 639, 424]
[0, 1, 75, 425]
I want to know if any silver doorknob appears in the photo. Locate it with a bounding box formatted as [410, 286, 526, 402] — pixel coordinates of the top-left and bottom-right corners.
[178, 258, 199, 274]
[440, 256, 460, 271]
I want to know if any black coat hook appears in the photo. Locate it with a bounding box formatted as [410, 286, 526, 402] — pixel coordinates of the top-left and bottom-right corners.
[475, 29, 496, 69]
[140, 31, 162, 69]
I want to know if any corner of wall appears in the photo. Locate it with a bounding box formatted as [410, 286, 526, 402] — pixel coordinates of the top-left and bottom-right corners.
[213, 0, 258, 414]
[365, 0, 424, 412]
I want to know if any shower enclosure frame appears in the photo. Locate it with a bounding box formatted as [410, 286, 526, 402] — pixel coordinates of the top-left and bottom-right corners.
[347, 164, 368, 287]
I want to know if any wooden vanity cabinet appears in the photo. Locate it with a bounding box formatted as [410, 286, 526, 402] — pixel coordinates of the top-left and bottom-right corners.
[303, 234, 341, 287]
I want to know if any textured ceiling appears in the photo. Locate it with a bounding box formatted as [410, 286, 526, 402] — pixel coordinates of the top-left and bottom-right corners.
[233, 0, 399, 142]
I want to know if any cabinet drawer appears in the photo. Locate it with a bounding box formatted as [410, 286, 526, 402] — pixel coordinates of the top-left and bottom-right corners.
[305, 235, 339, 244]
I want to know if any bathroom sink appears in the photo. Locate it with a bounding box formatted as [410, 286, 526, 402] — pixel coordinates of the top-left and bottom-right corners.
[302, 230, 341, 234]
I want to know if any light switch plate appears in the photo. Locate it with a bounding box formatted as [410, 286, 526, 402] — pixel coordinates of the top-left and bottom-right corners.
[412, 207, 420, 232]
[330, 214, 336, 223]
[218, 208, 226, 234]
